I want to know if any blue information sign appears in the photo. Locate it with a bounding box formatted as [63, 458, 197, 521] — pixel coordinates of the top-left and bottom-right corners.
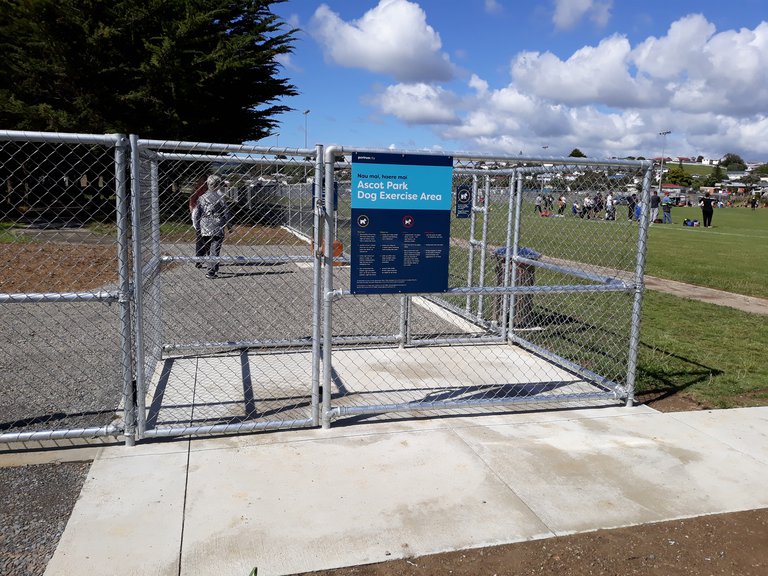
[455, 184, 472, 218]
[351, 152, 453, 294]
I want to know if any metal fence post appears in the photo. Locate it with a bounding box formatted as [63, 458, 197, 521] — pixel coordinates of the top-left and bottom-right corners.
[499, 171, 517, 341]
[625, 162, 654, 406]
[507, 172, 524, 335]
[129, 135, 147, 437]
[311, 144, 324, 427]
[466, 175, 478, 313]
[321, 146, 341, 429]
[476, 175, 491, 318]
[115, 136, 135, 446]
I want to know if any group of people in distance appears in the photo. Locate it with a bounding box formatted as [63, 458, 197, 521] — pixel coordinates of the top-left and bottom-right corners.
[188, 174, 233, 279]
[537, 189, 720, 228]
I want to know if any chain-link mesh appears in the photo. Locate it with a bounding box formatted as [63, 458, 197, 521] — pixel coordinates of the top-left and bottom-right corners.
[312, 152, 651, 426]
[131, 140, 321, 439]
[1, 132, 651, 445]
[0, 132, 131, 445]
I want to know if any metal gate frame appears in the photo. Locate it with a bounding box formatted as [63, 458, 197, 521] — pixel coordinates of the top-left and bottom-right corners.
[319, 145, 653, 428]
[0, 130, 135, 445]
[129, 138, 326, 441]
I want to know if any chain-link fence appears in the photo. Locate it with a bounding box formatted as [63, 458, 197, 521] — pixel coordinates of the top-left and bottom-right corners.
[129, 139, 323, 440]
[0, 131, 133, 446]
[314, 148, 652, 427]
[1, 131, 652, 447]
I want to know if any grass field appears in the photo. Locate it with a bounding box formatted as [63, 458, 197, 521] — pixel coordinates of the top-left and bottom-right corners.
[675, 162, 725, 176]
[637, 290, 768, 407]
[446, 202, 768, 407]
[637, 206, 768, 406]
[645, 206, 768, 298]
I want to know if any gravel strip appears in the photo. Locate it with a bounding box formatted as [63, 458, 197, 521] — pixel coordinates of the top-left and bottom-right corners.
[0, 461, 90, 576]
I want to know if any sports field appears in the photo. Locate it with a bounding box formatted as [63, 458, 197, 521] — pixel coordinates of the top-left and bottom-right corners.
[638, 206, 767, 407]
[645, 205, 768, 298]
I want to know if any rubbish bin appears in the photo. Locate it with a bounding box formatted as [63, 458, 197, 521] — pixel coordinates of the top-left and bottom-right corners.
[494, 246, 541, 327]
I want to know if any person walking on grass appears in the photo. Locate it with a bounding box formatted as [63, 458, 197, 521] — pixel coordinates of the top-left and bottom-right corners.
[700, 191, 715, 228]
[193, 175, 232, 279]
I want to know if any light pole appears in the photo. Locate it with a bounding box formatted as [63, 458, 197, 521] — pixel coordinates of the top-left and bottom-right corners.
[303, 109, 310, 182]
[658, 130, 671, 195]
[275, 133, 280, 147]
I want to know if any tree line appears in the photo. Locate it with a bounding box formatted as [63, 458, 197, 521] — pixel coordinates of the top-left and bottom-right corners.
[1, 0, 297, 223]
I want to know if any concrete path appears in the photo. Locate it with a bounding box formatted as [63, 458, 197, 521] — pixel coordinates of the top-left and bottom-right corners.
[44, 405, 768, 576]
[644, 275, 768, 315]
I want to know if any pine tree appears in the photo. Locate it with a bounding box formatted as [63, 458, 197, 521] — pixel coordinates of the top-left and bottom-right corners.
[0, 0, 297, 142]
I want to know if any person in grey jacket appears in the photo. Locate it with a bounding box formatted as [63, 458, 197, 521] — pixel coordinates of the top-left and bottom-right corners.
[193, 175, 232, 278]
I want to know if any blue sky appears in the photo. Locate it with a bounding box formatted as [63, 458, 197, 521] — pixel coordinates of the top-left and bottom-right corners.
[268, 0, 767, 161]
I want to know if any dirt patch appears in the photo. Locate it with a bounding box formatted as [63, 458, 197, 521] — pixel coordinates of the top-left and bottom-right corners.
[0, 242, 117, 293]
[636, 390, 711, 412]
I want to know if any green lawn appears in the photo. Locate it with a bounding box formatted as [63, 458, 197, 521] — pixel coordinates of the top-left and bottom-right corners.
[645, 207, 768, 298]
[444, 202, 768, 408]
[637, 291, 768, 408]
[675, 162, 725, 176]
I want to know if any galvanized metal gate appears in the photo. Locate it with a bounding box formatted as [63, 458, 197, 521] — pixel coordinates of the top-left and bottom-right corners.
[129, 138, 325, 440]
[317, 148, 652, 427]
[0, 130, 653, 447]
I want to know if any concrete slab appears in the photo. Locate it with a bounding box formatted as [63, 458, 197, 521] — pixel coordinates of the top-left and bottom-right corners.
[179, 427, 552, 576]
[43, 407, 768, 576]
[452, 409, 768, 535]
[328, 345, 605, 419]
[668, 407, 768, 464]
[145, 351, 315, 431]
[44, 447, 190, 576]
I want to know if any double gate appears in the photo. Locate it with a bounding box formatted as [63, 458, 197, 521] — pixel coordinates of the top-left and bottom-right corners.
[0, 131, 653, 447]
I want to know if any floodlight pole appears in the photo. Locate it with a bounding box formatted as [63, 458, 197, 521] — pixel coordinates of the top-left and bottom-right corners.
[303, 109, 310, 181]
[658, 130, 671, 195]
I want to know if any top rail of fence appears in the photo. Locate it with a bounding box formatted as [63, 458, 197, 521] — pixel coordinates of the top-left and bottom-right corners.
[319, 144, 653, 169]
[137, 138, 315, 157]
[0, 130, 127, 146]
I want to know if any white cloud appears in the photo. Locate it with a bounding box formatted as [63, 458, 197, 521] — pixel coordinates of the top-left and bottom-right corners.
[552, 0, 612, 30]
[632, 16, 768, 116]
[275, 53, 301, 73]
[512, 35, 660, 108]
[509, 15, 768, 118]
[371, 83, 459, 124]
[631, 14, 715, 80]
[310, 0, 455, 82]
[468, 74, 489, 95]
[485, 0, 503, 14]
[363, 12, 768, 159]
